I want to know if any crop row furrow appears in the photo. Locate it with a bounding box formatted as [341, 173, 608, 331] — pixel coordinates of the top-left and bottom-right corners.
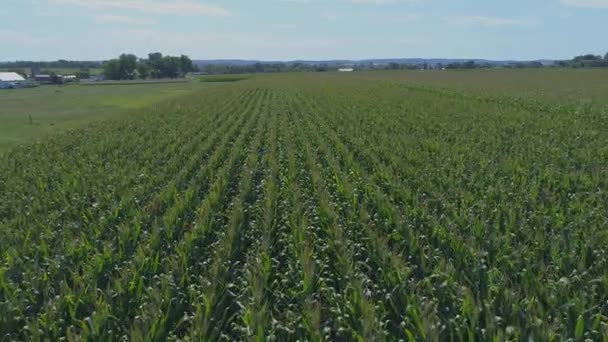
[182, 89, 272, 341]
[107, 89, 270, 340]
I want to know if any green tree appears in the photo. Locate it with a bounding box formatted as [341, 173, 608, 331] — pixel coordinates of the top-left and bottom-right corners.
[388, 62, 400, 70]
[179, 55, 195, 73]
[160, 56, 181, 78]
[103, 54, 137, 80]
[604, 52, 608, 61]
[463, 60, 477, 69]
[103, 59, 121, 80]
[137, 59, 149, 79]
[148, 52, 163, 78]
[118, 54, 137, 80]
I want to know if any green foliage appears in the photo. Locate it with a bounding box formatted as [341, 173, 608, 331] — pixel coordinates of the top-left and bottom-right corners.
[0, 60, 101, 70]
[145, 52, 195, 79]
[446, 60, 481, 69]
[137, 60, 149, 80]
[559, 53, 608, 68]
[1, 73, 608, 340]
[103, 54, 138, 81]
[104, 53, 195, 80]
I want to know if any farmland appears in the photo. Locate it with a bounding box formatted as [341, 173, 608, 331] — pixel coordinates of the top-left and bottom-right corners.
[1, 70, 608, 340]
[355, 68, 608, 105]
[0, 81, 206, 151]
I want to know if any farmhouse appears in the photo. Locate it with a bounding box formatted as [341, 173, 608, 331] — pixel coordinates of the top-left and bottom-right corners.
[0, 72, 26, 89]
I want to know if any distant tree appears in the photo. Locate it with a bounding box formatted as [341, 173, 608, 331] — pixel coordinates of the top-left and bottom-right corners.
[179, 55, 195, 73]
[605, 52, 608, 61]
[148, 52, 163, 78]
[118, 54, 137, 80]
[160, 56, 182, 78]
[137, 59, 149, 79]
[315, 64, 328, 72]
[102, 59, 121, 80]
[573, 54, 601, 62]
[103, 54, 137, 80]
[388, 62, 400, 70]
[463, 60, 476, 69]
[291, 62, 303, 71]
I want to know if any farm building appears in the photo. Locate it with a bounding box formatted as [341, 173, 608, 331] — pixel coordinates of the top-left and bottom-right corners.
[34, 74, 52, 83]
[0, 72, 26, 89]
[338, 68, 354, 72]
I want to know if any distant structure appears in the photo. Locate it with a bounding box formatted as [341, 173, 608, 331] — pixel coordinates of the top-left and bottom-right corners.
[33, 74, 76, 84]
[34, 74, 54, 84]
[0, 72, 26, 89]
[338, 68, 354, 72]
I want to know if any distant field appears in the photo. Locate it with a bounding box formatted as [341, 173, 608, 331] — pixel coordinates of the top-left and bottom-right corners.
[350, 68, 608, 106]
[1, 69, 607, 340]
[0, 81, 204, 151]
[82, 79, 191, 86]
[200, 74, 254, 82]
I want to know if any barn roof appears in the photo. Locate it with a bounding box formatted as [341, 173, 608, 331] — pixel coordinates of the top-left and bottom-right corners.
[0, 72, 26, 82]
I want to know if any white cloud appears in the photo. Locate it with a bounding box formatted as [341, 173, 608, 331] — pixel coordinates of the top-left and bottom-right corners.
[351, 0, 422, 4]
[561, 0, 608, 8]
[49, 0, 231, 16]
[446, 16, 532, 28]
[93, 14, 155, 24]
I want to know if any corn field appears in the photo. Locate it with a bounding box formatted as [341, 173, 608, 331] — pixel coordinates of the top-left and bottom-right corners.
[1, 75, 608, 341]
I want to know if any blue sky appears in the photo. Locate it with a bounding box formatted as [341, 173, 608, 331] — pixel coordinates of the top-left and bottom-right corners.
[0, 0, 606, 61]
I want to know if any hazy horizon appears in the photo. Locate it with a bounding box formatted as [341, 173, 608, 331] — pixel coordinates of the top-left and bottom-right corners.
[1, 0, 606, 61]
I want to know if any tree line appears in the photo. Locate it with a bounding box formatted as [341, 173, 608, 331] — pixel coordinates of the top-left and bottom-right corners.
[102, 53, 197, 80]
[0, 60, 101, 70]
[3, 51, 607, 80]
[199, 62, 341, 74]
[556, 53, 608, 68]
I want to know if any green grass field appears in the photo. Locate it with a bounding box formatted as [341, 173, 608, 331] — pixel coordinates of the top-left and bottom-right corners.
[0, 81, 206, 151]
[352, 68, 608, 105]
[1, 69, 607, 340]
[200, 74, 254, 82]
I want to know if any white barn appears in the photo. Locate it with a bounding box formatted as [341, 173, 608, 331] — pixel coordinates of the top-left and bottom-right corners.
[0, 72, 26, 89]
